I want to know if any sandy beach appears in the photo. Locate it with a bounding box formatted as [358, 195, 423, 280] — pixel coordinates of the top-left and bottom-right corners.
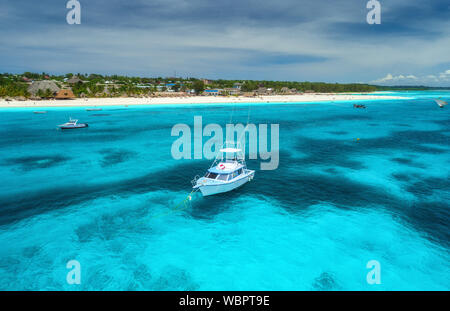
[0, 94, 408, 108]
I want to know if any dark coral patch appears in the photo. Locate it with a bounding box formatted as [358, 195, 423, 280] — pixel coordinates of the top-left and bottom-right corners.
[391, 157, 425, 168]
[99, 149, 137, 167]
[3, 155, 70, 171]
[328, 131, 348, 135]
[391, 173, 412, 182]
[152, 267, 199, 291]
[313, 272, 339, 291]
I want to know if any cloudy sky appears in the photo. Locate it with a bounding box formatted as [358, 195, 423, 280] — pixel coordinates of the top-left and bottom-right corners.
[1, 0, 449, 86]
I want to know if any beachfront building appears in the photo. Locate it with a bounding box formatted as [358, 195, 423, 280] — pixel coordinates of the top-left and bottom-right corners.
[55, 89, 76, 100]
[27, 80, 60, 96]
[223, 88, 241, 96]
[256, 87, 271, 95]
[67, 76, 83, 84]
[136, 84, 152, 89]
[280, 87, 290, 94]
[165, 83, 176, 90]
[202, 79, 213, 85]
[280, 87, 298, 94]
[203, 89, 223, 96]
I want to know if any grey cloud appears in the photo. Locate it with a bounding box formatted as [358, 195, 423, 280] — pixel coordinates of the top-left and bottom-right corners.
[0, 0, 449, 86]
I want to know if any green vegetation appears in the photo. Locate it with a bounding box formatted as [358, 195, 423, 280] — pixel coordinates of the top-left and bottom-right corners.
[375, 85, 449, 91]
[192, 80, 205, 94]
[238, 81, 377, 93]
[0, 75, 30, 98]
[1, 72, 447, 99]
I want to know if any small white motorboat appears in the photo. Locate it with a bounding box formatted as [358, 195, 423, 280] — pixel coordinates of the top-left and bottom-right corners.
[192, 143, 255, 196]
[435, 99, 448, 108]
[58, 118, 88, 130]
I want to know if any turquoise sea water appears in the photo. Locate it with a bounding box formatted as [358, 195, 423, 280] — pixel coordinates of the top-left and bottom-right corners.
[0, 93, 448, 290]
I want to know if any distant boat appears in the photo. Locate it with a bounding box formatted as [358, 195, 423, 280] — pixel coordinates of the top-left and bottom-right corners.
[192, 143, 255, 196]
[58, 118, 88, 130]
[33, 111, 47, 114]
[435, 99, 448, 108]
[86, 108, 102, 111]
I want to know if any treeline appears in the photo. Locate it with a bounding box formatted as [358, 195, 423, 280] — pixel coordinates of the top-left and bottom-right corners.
[2, 72, 445, 98]
[375, 85, 449, 91]
[0, 75, 30, 97]
[237, 81, 377, 93]
[71, 82, 156, 97]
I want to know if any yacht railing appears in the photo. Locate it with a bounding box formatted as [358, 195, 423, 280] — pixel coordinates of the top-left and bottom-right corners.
[191, 175, 201, 186]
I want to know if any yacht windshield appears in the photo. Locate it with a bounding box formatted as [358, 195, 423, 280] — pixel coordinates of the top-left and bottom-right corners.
[205, 172, 218, 179]
[217, 174, 229, 181]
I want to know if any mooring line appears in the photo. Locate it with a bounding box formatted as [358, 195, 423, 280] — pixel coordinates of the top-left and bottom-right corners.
[148, 188, 200, 221]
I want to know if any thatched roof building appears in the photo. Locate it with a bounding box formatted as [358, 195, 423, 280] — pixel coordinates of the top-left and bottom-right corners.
[280, 87, 298, 94]
[67, 76, 83, 84]
[27, 81, 60, 96]
[256, 87, 268, 95]
[55, 89, 75, 100]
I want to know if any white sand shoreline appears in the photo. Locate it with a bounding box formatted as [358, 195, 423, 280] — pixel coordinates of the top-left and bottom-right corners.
[0, 94, 410, 108]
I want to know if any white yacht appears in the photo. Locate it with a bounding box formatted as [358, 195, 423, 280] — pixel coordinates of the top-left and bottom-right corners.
[58, 118, 88, 130]
[192, 143, 255, 196]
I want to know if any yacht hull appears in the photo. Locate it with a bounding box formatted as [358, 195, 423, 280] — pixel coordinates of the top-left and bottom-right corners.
[59, 124, 89, 130]
[197, 171, 254, 196]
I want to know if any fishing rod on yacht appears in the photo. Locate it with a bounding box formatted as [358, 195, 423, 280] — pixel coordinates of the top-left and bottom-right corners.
[236, 98, 252, 145]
